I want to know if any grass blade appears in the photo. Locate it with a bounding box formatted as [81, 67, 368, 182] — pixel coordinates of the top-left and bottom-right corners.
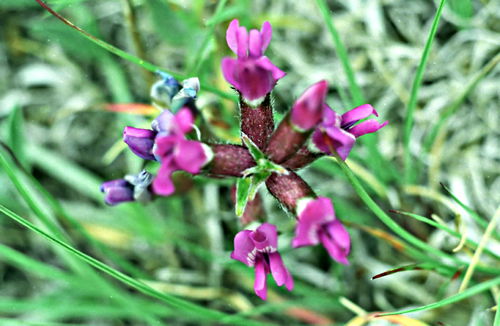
[315, 0, 365, 105]
[403, 0, 446, 184]
[0, 204, 267, 325]
[377, 276, 500, 316]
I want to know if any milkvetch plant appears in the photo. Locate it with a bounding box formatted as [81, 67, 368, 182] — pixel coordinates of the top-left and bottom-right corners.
[101, 19, 387, 300]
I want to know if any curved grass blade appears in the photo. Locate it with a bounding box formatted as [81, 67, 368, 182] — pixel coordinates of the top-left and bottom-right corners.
[0, 204, 267, 326]
[34, 0, 236, 101]
[423, 53, 500, 152]
[315, 0, 364, 105]
[333, 155, 500, 276]
[403, 0, 446, 184]
[392, 210, 499, 260]
[376, 276, 500, 317]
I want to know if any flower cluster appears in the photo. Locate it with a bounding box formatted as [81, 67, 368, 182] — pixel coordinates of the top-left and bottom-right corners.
[101, 19, 387, 300]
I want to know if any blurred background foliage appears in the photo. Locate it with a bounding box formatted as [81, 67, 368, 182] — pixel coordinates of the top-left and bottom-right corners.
[0, 0, 499, 325]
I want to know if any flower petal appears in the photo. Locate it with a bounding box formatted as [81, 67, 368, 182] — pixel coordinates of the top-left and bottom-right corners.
[260, 21, 272, 54]
[312, 126, 355, 160]
[269, 252, 287, 286]
[319, 224, 350, 265]
[152, 110, 175, 134]
[248, 29, 262, 57]
[173, 140, 207, 174]
[236, 26, 249, 58]
[292, 197, 335, 247]
[174, 108, 194, 134]
[100, 179, 128, 192]
[290, 80, 328, 130]
[153, 135, 179, 158]
[151, 160, 176, 196]
[252, 223, 278, 252]
[221, 57, 240, 90]
[284, 268, 294, 291]
[254, 258, 268, 300]
[349, 120, 388, 138]
[103, 186, 134, 205]
[123, 127, 156, 160]
[341, 104, 377, 128]
[326, 219, 350, 256]
[230, 230, 256, 266]
[255, 56, 286, 81]
[226, 19, 240, 55]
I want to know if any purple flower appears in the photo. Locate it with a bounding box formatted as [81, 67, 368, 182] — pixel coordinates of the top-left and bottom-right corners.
[222, 19, 285, 103]
[290, 80, 329, 130]
[292, 197, 350, 265]
[100, 170, 153, 205]
[123, 127, 156, 161]
[231, 223, 294, 300]
[151, 109, 212, 196]
[312, 104, 388, 160]
[100, 179, 134, 206]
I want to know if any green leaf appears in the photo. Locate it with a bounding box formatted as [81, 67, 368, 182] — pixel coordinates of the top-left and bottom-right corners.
[235, 177, 252, 217]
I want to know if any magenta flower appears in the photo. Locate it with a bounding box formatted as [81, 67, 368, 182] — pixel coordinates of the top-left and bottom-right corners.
[312, 104, 388, 160]
[293, 197, 350, 264]
[222, 19, 285, 102]
[231, 223, 294, 300]
[290, 80, 329, 130]
[152, 108, 211, 196]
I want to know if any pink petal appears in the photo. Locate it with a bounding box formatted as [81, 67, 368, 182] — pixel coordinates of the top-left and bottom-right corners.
[260, 21, 272, 53]
[253, 223, 278, 251]
[312, 126, 356, 160]
[290, 80, 328, 130]
[221, 57, 240, 90]
[341, 104, 377, 128]
[293, 197, 335, 247]
[254, 258, 268, 300]
[153, 135, 179, 158]
[349, 120, 388, 138]
[230, 230, 256, 266]
[236, 26, 249, 58]
[174, 108, 194, 134]
[319, 224, 350, 265]
[226, 19, 240, 55]
[284, 269, 294, 291]
[248, 29, 262, 57]
[152, 161, 176, 196]
[326, 219, 350, 255]
[173, 140, 207, 174]
[268, 252, 287, 286]
[255, 56, 286, 80]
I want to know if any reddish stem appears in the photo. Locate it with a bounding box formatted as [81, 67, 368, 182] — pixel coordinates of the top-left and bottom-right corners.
[205, 144, 255, 177]
[265, 114, 312, 163]
[240, 95, 274, 150]
[266, 171, 315, 213]
[282, 147, 324, 170]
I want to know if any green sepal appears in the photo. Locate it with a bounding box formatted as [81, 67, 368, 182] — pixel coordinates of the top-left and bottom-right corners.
[241, 134, 266, 161]
[235, 177, 252, 217]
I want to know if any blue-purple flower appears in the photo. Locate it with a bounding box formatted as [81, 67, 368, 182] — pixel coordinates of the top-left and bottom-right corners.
[231, 223, 294, 300]
[100, 170, 153, 205]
